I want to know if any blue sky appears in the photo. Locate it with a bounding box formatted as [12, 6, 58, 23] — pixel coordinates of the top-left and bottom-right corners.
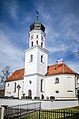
[0, 0, 79, 75]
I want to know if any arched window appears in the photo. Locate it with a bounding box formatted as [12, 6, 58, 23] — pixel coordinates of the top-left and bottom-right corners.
[41, 55, 43, 63]
[41, 94, 44, 99]
[31, 41, 33, 47]
[36, 40, 38, 45]
[41, 42, 43, 47]
[7, 83, 9, 87]
[14, 82, 16, 92]
[55, 77, 59, 83]
[29, 80, 32, 84]
[30, 54, 33, 62]
[36, 35, 38, 38]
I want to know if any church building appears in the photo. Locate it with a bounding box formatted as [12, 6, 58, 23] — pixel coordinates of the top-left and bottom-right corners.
[5, 16, 79, 99]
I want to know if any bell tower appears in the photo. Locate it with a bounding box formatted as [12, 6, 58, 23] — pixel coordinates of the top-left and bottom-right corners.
[29, 22, 45, 48]
[24, 12, 49, 99]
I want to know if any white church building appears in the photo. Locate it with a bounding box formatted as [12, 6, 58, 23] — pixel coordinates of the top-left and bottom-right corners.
[5, 18, 79, 99]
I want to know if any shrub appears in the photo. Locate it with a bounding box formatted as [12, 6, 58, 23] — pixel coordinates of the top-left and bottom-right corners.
[26, 96, 32, 99]
[21, 93, 26, 99]
[34, 97, 40, 99]
[50, 96, 55, 100]
[47, 97, 49, 100]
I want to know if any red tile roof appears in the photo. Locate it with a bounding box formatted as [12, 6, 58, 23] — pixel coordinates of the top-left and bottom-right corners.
[46, 63, 76, 76]
[6, 63, 76, 82]
[6, 68, 24, 82]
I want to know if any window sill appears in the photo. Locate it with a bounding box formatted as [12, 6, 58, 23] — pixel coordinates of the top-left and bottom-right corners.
[54, 82, 59, 84]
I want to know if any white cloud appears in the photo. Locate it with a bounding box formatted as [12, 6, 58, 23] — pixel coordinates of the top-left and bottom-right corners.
[45, 14, 79, 54]
[0, 29, 24, 74]
[9, 5, 18, 21]
[21, 16, 32, 26]
[3, 0, 18, 21]
[67, 61, 79, 74]
[60, 14, 79, 41]
[0, 1, 79, 75]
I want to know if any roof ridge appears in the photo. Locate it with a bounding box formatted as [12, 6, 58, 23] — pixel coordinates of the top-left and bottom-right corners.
[48, 62, 64, 67]
[16, 68, 24, 71]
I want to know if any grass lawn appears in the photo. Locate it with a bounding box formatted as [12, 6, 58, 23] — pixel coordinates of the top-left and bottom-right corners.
[21, 106, 79, 119]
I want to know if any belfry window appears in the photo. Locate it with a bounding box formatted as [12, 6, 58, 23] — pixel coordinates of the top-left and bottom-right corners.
[30, 54, 33, 62]
[55, 78, 59, 83]
[36, 40, 38, 45]
[41, 55, 43, 63]
[31, 41, 33, 47]
[41, 42, 43, 47]
[36, 35, 38, 38]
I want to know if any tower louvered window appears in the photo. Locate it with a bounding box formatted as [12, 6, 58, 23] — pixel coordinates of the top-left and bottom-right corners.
[36, 40, 38, 44]
[41, 42, 43, 47]
[31, 41, 33, 47]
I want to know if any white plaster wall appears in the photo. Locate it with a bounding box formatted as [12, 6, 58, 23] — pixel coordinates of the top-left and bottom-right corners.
[5, 80, 24, 99]
[24, 75, 39, 98]
[37, 48, 48, 75]
[24, 75, 45, 99]
[45, 74, 76, 99]
[37, 76, 45, 99]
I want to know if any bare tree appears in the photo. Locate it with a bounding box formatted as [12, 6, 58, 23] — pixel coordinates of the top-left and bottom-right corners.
[0, 66, 12, 89]
[2, 66, 12, 80]
[0, 75, 5, 89]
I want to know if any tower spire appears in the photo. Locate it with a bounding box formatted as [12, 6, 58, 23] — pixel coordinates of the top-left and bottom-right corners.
[36, 11, 39, 21]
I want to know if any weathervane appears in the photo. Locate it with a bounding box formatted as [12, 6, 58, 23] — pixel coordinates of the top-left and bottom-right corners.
[36, 11, 39, 21]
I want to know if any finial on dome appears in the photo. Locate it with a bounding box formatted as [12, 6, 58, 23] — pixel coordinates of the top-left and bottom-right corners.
[36, 11, 39, 21]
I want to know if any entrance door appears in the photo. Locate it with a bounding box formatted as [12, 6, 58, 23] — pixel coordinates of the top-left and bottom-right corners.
[28, 90, 32, 99]
[41, 94, 44, 100]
